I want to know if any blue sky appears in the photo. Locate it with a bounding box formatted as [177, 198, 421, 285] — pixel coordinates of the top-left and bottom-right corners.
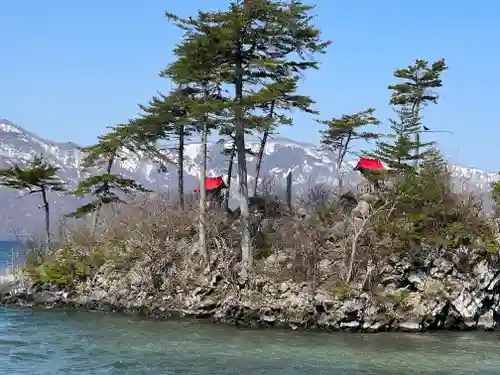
[1, 1, 498, 170]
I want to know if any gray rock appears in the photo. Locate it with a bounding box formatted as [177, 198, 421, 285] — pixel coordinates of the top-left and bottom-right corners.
[477, 310, 495, 330]
[340, 320, 360, 329]
[261, 315, 276, 323]
[398, 321, 422, 332]
[363, 321, 388, 332]
[352, 200, 370, 218]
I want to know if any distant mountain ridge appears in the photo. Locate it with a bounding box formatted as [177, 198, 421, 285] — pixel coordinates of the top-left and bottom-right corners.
[0, 119, 497, 234]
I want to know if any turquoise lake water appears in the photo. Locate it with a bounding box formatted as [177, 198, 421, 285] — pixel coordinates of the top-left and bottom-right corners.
[1, 309, 500, 374]
[1, 242, 500, 374]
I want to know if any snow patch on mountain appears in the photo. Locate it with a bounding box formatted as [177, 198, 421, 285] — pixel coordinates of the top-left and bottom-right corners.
[0, 122, 22, 134]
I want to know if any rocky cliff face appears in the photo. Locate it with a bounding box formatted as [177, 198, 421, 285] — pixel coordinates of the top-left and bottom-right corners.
[0, 119, 498, 234]
[2, 243, 500, 332]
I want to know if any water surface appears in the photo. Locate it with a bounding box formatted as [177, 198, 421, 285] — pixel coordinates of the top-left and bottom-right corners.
[0, 240, 24, 277]
[0, 308, 499, 374]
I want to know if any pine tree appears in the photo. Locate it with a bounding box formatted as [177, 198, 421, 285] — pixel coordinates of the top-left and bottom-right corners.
[388, 59, 448, 166]
[367, 105, 433, 171]
[420, 148, 450, 200]
[132, 86, 198, 209]
[165, 0, 330, 271]
[393, 147, 450, 222]
[318, 108, 380, 193]
[420, 147, 448, 179]
[368, 59, 448, 172]
[162, 22, 228, 260]
[252, 76, 317, 195]
[0, 155, 65, 248]
[67, 129, 150, 227]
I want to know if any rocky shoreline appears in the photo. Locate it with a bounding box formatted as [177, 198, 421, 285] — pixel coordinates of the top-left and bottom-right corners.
[1, 246, 500, 333]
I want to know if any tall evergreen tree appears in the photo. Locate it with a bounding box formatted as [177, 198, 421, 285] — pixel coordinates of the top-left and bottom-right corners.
[132, 86, 198, 209]
[318, 108, 380, 193]
[165, 0, 330, 271]
[67, 129, 150, 227]
[162, 26, 228, 260]
[366, 59, 447, 171]
[0, 155, 65, 247]
[388, 59, 448, 166]
[393, 147, 451, 222]
[252, 77, 317, 195]
[367, 105, 433, 171]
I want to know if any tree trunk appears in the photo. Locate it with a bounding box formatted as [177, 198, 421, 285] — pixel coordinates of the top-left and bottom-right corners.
[336, 158, 343, 198]
[235, 48, 252, 273]
[413, 104, 421, 167]
[93, 154, 115, 229]
[92, 203, 102, 229]
[40, 186, 51, 249]
[286, 170, 292, 212]
[337, 131, 351, 197]
[346, 214, 372, 283]
[253, 130, 268, 196]
[198, 88, 209, 260]
[414, 132, 421, 167]
[253, 101, 274, 196]
[224, 146, 235, 213]
[346, 230, 361, 283]
[178, 125, 185, 209]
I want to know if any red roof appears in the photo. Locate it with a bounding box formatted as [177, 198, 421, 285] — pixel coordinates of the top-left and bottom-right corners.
[354, 157, 385, 171]
[194, 176, 225, 192]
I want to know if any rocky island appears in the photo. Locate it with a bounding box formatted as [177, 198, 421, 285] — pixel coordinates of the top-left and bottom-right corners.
[2, 186, 500, 333]
[0, 4, 499, 334]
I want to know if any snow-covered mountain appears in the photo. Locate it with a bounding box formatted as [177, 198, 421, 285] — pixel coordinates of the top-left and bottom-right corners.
[0, 119, 497, 234]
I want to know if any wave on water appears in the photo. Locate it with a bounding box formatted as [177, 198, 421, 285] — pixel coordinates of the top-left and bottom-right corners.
[0, 241, 24, 284]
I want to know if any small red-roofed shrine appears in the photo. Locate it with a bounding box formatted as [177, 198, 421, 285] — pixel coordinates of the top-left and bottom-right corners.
[193, 176, 227, 209]
[353, 157, 386, 194]
[353, 157, 385, 172]
[193, 176, 226, 192]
